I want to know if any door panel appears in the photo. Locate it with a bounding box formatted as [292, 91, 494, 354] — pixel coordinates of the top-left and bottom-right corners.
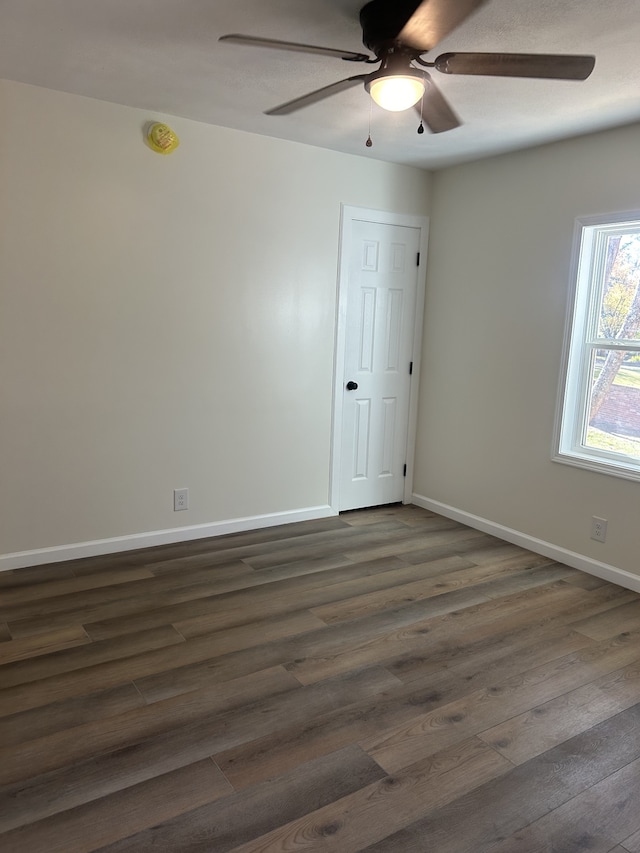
[339, 220, 421, 511]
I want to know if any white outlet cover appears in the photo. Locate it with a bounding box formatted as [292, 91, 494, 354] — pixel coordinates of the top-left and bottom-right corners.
[590, 516, 607, 542]
[174, 488, 189, 511]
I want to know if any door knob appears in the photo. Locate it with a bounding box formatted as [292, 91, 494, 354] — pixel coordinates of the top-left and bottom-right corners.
[346, 381, 358, 391]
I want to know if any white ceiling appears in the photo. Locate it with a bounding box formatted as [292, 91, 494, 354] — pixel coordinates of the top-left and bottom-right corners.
[1, 0, 639, 169]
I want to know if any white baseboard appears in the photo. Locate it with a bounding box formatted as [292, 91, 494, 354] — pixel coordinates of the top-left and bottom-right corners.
[0, 505, 337, 572]
[412, 493, 640, 595]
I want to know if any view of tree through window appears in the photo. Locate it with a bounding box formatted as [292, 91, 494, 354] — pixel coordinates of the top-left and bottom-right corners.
[556, 213, 640, 480]
[586, 233, 640, 461]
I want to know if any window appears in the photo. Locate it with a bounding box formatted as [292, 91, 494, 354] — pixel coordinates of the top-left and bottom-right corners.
[556, 211, 640, 481]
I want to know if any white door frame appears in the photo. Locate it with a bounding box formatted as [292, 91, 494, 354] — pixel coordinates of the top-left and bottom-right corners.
[329, 205, 429, 514]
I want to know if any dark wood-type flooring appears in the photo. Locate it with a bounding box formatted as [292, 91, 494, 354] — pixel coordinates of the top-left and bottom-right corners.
[2, 505, 640, 852]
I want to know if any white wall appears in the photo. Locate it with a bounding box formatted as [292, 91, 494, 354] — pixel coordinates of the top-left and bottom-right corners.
[0, 79, 431, 564]
[414, 122, 640, 578]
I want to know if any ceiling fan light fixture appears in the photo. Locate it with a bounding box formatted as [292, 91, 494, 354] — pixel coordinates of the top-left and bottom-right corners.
[366, 74, 425, 112]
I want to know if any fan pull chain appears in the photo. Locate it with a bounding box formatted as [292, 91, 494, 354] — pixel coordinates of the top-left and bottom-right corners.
[417, 83, 425, 135]
[366, 97, 373, 147]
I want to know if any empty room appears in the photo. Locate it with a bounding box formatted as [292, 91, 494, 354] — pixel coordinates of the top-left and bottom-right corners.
[2, 1, 640, 850]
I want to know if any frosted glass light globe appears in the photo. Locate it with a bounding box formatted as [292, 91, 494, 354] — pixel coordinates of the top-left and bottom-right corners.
[368, 76, 425, 111]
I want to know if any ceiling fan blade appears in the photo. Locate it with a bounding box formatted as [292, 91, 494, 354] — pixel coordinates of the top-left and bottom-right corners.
[219, 34, 370, 63]
[265, 75, 369, 116]
[435, 52, 596, 80]
[415, 75, 461, 133]
[399, 0, 490, 51]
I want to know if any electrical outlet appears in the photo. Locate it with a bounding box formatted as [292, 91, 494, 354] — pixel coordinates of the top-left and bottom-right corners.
[174, 488, 189, 512]
[591, 516, 607, 543]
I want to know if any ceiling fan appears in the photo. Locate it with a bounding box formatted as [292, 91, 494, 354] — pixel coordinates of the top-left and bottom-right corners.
[219, 0, 595, 134]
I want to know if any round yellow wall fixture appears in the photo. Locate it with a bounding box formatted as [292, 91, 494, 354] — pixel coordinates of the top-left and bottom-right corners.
[147, 122, 180, 154]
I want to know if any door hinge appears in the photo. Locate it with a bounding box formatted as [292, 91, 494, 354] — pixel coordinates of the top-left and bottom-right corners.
[409, 361, 413, 375]
[416, 252, 420, 266]
[403, 464, 407, 477]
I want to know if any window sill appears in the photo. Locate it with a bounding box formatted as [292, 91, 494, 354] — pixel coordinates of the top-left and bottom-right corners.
[553, 450, 640, 483]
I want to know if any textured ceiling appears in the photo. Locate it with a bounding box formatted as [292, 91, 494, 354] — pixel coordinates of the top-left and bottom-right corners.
[1, 0, 639, 169]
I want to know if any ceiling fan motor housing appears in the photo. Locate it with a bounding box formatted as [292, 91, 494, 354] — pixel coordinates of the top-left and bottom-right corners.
[365, 48, 425, 84]
[359, 0, 425, 54]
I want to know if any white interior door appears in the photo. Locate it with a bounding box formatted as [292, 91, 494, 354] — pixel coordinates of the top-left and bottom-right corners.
[338, 217, 422, 511]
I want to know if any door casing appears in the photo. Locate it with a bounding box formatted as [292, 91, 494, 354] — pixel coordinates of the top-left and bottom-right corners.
[330, 205, 429, 513]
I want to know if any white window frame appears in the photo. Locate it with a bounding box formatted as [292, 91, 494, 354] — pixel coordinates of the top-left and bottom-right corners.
[554, 210, 640, 482]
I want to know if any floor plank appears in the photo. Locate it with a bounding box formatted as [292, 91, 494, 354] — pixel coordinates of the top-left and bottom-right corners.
[0, 682, 146, 748]
[222, 737, 512, 853]
[0, 566, 155, 609]
[0, 625, 90, 664]
[571, 597, 640, 640]
[0, 624, 185, 694]
[1, 505, 639, 852]
[0, 759, 232, 853]
[358, 704, 640, 853]
[360, 631, 640, 775]
[0, 665, 300, 786]
[622, 828, 640, 852]
[478, 640, 640, 764]
[486, 754, 640, 853]
[93, 745, 386, 853]
[215, 666, 470, 791]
